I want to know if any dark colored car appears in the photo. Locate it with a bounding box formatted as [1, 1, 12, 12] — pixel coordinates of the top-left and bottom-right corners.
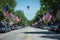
[0, 22, 11, 33]
[49, 25, 57, 31]
[10, 25, 15, 30]
[54, 25, 60, 33]
[0, 25, 11, 33]
[0, 25, 6, 32]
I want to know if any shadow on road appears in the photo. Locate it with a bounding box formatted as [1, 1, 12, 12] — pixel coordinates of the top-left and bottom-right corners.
[23, 31, 60, 40]
[23, 31, 55, 34]
[0, 32, 6, 34]
[40, 34, 60, 40]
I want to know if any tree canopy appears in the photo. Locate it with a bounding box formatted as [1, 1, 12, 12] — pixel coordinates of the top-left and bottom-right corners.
[40, 0, 60, 16]
[0, 0, 17, 12]
[0, 0, 17, 21]
[31, 0, 60, 24]
[14, 10, 27, 25]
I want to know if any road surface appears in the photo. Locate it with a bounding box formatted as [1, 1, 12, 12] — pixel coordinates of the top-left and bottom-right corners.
[0, 26, 60, 40]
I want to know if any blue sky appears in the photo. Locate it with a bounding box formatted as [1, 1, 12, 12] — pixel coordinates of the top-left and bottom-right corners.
[15, 0, 40, 20]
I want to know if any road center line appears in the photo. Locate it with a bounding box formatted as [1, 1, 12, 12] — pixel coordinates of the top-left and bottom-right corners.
[26, 34, 31, 40]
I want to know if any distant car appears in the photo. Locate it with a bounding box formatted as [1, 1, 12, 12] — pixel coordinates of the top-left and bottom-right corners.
[43, 27, 49, 30]
[49, 25, 56, 31]
[54, 25, 60, 33]
[14, 25, 19, 30]
[39, 25, 46, 29]
[10, 25, 15, 30]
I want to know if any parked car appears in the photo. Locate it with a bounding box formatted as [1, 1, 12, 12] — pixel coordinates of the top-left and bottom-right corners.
[14, 25, 18, 30]
[43, 27, 50, 30]
[49, 25, 57, 31]
[7, 25, 11, 32]
[54, 25, 60, 33]
[10, 25, 15, 30]
[0, 22, 11, 33]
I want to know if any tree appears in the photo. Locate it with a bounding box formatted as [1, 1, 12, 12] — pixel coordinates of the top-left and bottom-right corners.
[32, 10, 43, 23]
[31, 0, 60, 25]
[0, 10, 5, 21]
[0, 0, 17, 21]
[14, 10, 28, 25]
[40, 0, 60, 17]
[0, 0, 17, 11]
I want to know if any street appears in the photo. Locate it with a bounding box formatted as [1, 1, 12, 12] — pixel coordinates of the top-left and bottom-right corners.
[0, 26, 60, 40]
[0, 0, 60, 40]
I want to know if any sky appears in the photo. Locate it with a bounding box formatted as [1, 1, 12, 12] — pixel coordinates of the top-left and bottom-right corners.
[15, 0, 40, 20]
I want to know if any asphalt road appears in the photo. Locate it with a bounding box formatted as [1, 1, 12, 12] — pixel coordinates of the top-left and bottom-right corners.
[0, 26, 60, 40]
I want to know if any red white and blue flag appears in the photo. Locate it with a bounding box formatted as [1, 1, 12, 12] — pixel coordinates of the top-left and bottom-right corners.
[43, 15, 46, 21]
[15, 16, 20, 22]
[56, 10, 60, 19]
[10, 13, 15, 20]
[4, 11, 9, 18]
[39, 18, 43, 22]
[45, 11, 52, 22]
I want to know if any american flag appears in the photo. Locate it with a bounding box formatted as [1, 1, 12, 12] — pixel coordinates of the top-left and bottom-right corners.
[10, 13, 15, 20]
[49, 15, 52, 21]
[45, 11, 52, 21]
[39, 18, 43, 22]
[15, 16, 20, 22]
[39, 14, 43, 22]
[43, 15, 46, 21]
[56, 10, 60, 19]
[4, 11, 9, 18]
